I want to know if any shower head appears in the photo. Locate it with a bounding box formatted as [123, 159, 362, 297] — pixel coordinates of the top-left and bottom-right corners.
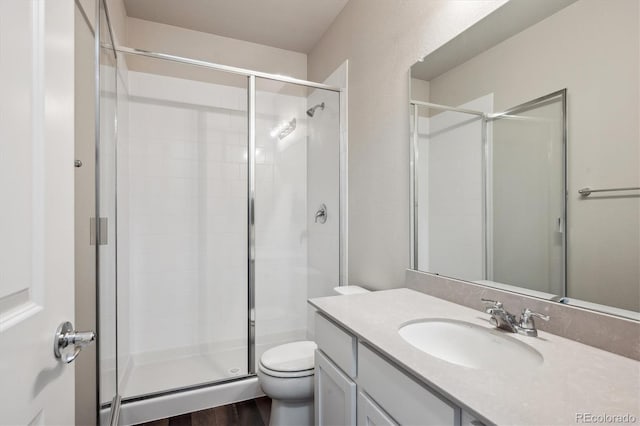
[306, 102, 325, 117]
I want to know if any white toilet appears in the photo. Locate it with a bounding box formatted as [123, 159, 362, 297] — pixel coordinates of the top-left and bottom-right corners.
[258, 286, 370, 426]
[258, 341, 317, 426]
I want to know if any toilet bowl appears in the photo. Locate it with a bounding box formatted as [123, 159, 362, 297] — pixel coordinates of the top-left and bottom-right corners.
[258, 286, 370, 425]
[258, 341, 317, 426]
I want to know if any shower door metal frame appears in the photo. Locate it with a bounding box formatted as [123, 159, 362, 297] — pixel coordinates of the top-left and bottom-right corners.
[96, 1, 346, 408]
[114, 46, 342, 92]
[410, 103, 418, 270]
[247, 75, 256, 374]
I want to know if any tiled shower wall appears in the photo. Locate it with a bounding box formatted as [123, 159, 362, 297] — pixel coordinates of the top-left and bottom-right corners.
[128, 71, 248, 358]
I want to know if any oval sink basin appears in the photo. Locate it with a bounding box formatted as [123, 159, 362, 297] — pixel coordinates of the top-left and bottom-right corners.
[399, 319, 543, 370]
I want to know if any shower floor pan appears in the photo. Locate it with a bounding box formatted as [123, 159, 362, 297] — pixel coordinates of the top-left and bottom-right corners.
[120, 345, 248, 399]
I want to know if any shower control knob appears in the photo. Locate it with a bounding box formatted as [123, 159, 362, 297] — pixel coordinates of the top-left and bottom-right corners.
[315, 204, 327, 224]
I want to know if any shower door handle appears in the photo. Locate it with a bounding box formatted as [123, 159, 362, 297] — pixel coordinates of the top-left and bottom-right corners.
[53, 321, 96, 363]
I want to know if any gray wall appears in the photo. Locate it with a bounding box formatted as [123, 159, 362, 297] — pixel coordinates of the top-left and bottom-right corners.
[308, 0, 508, 289]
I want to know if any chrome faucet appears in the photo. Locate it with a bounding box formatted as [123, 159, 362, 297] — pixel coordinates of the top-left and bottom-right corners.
[481, 299, 519, 332]
[481, 299, 549, 337]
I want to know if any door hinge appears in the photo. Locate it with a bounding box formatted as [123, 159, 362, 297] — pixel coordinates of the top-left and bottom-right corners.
[90, 217, 108, 245]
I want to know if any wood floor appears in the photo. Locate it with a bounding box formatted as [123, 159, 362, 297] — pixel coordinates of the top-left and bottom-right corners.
[138, 397, 271, 426]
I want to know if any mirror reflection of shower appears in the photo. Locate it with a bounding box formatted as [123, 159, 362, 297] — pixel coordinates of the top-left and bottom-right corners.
[306, 102, 325, 117]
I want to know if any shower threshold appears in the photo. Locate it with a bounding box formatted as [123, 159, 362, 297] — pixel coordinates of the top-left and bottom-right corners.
[120, 345, 248, 399]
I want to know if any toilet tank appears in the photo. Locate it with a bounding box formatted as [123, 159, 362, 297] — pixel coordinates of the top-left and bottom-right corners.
[307, 285, 371, 340]
[333, 285, 370, 295]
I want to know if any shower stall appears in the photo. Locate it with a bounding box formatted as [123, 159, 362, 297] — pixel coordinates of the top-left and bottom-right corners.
[94, 2, 345, 424]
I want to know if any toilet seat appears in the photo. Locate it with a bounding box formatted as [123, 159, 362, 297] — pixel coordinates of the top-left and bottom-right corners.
[259, 363, 314, 378]
[259, 341, 317, 378]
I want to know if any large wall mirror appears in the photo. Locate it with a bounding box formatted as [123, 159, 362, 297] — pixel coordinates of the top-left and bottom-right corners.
[409, 0, 639, 320]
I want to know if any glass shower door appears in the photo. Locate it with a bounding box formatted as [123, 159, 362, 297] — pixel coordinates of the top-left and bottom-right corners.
[253, 78, 341, 368]
[489, 91, 566, 296]
[117, 53, 250, 399]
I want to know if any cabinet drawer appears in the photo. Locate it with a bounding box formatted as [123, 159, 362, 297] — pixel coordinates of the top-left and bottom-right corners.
[358, 343, 458, 426]
[357, 391, 398, 426]
[315, 313, 357, 377]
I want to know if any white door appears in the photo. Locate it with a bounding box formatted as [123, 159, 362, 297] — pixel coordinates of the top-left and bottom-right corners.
[0, 1, 78, 424]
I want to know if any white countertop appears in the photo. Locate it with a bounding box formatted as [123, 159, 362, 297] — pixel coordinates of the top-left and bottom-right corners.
[309, 288, 640, 426]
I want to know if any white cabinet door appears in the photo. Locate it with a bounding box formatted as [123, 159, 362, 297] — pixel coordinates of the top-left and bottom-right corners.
[0, 1, 76, 424]
[315, 349, 356, 426]
[357, 391, 398, 426]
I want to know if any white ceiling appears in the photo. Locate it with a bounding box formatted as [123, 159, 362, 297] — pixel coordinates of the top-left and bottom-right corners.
[123, 0, 349, 53]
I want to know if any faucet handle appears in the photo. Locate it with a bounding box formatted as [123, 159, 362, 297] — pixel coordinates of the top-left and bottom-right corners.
[481, 298, 503, 307]
[521, 308, 549, 323]
[481, 298, 503, 312]
[518, 308, 550, 337]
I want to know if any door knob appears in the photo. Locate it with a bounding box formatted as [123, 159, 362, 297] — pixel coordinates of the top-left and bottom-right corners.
[53, 321, 95, 363]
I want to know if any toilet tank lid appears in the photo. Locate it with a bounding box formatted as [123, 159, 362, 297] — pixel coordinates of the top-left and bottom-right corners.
[260, 341, 317, 372]
[334, 285, 370, 295]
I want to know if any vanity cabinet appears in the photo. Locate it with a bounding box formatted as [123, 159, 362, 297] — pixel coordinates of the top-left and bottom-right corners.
[315, 312, 486, 426]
